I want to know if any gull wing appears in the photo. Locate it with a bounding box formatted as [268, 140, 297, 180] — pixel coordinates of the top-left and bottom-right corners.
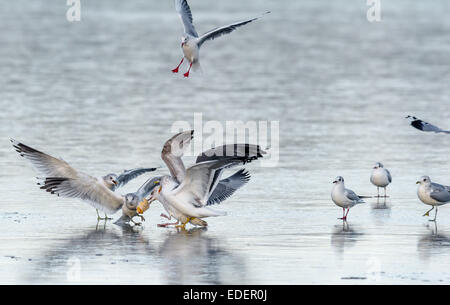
[206, 169, 250, 206]
[11, 139, 78, 178]
[39, 174, 124, 214]
[115, 167, 157, 189]
[407, 116, 450, 134]
[175, 0, 198, 37]
[161, 130, 194, 183]
[196, 144, 265, 163]
[173, 158, 245, 207]
[197, 11, 270, 48]
[430, 183, 450, 203]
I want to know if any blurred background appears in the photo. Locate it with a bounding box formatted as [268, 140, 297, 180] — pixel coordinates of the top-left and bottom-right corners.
[0, 0, 450, 284]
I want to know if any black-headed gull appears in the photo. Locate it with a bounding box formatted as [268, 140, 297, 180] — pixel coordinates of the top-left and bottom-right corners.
[331, 176, 366, 221]
[136, 130, 265, 229]
[172, 0, 270, 77]
[11, 139, 158, 224]
[406, 115, 450, 134]
[370, 162, 392, 197]
[416, 176, 450, 222]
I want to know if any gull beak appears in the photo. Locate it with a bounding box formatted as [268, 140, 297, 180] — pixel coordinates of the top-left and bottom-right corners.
[416, 181, 420, 184]
[332, 181, 337, 184]
[112, 179, 118, 185]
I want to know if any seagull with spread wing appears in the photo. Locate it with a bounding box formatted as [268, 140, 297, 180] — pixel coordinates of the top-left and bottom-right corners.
[136, 130, 265, 229]
[11, 139, 158, 223]
[171, 0, 270, 77]
[405, 115, 450, 134]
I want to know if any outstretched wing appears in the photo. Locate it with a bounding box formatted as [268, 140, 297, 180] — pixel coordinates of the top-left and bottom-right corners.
[197, 11, 270, 48]
[11, 139, 78, 178]
[174, 158, 246, 207]
[161, 130, 194, 183]
[196, 144, 266, 163]
[206, 169, 250, 206]
[115, 167, 157, 189]
[38, 174, 124, 214]
[175, 0, 198, 37]
[430, 183, 450, 203]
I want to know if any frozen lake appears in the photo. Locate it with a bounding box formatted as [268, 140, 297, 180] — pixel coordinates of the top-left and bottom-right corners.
[1, 0, 450, 284]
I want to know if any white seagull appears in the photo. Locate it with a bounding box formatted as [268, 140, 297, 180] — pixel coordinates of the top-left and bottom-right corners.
[172, 0, 270, 77]
[11, 139, 158, 223]
[370, 162, 392, 197]
[137, 130, 265, 229]
[406, 115, 450, 134]
[416, 176, 450, 222]
[331, 176, 366, 221]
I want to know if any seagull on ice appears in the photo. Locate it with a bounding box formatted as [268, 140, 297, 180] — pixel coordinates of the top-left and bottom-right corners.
[331, 176, 366, 221]
[171, 0, 270, 77]
[136, 130, 265, 229]
[11, 139, 157, 224]
[406, 115, 450, 134]
[370, 162, 392, 197]
[416, 176, 450, 222]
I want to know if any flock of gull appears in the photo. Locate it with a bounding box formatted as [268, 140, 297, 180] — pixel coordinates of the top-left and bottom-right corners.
[331, 115, 450, 222]
[8, 0, 450, 229]
[11, 131, 265, 228]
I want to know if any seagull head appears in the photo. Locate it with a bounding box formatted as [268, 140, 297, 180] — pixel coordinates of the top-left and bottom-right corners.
[333, 176, 344, 185]
[181, 36, 189, 47]
[373, 162, 383, 169]
[124, 193, 140, 210]
[416, 176, 431, 185]
[103, 174, 118, 187]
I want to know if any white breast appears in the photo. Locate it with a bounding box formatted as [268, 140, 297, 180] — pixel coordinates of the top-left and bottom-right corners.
[370, 169, 390, 187]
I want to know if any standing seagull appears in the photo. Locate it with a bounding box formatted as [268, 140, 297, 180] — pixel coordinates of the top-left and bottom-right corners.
[416, 176, 450, 222]
[172, 0, 270, 77]
[11, 139, 157, 222]
[331, 176, 366, 221]
[370, 162, 392, 197]
[405, 115, 450, 134]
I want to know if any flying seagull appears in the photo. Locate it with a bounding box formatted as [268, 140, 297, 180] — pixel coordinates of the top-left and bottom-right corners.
[172, 0, 270, 77]
[11, 139, 157, 223]
[416, 176, 450, 222]
[136, 130, 265, 229]
[405, 115, 450, 134]
[331, 176, 367, 221]
[370, 162, 392, 197]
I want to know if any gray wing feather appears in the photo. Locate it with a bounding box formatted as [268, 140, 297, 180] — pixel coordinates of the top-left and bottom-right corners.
[409, 117, 450, 134]
[197, 11, 270, 48]
[386, 169, 392, 183]
[115, 167, 157, 189]
[207, 169, 250, 206]
[135, 176, 162, 200]
[175, 0, 198, 37]
[345, 189, 363, 202]
[430, 183, 450, 203]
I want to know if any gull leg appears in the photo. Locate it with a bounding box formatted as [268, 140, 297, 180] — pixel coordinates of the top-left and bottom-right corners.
[184, 63, 193, 78]
[377, 187, 380, 198]
[137, 215, 145, 222]
[160, 213, 171, 220]
[172, 58, 184, 73]
[423, 206, 434, 217]
[430, 206, 438, 222]
[338, 208, 347, 221]
[384, 187, 387, 198]
[130, 219, 142, 226]
[158, 221, 180, 228]
[96, 209, 106, 221]
[176, 218, 191, 229]
[104, 213, 112, 221]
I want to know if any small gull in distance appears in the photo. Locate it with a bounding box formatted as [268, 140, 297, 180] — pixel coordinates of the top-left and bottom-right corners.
[406, 115, 450, 134]
[331, 176, 366, 221]
[370, 162, 392, 197]
[416, 176, 450, 222]
[172, 0, 270, 77]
